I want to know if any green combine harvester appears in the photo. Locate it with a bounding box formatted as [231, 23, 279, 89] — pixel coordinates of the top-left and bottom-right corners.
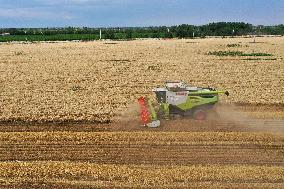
[138, 81, 229, 127]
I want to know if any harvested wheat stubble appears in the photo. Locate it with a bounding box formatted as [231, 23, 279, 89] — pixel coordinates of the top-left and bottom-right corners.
[1, 161, 284, 189]
[0, 161, 284, 189]
[0, 37, 283, 123]
[0, 132, 283, 166]
[0, 131, 282, 144]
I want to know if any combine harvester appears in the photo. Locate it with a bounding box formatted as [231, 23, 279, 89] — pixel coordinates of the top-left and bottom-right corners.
[138, 81, 229, 127]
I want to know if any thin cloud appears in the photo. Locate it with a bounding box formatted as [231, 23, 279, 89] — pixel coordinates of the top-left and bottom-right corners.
[0, 8, 73, 20]
[0, 0, 282, 27]
[37, 0, 135, 6]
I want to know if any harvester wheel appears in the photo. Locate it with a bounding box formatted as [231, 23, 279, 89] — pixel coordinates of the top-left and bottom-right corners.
[193, 110, 206, 120]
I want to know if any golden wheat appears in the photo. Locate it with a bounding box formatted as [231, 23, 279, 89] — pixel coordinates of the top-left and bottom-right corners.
[0, 161, 283, 188]
[0, 37, 283, 122]
[0, 131, 282, 146]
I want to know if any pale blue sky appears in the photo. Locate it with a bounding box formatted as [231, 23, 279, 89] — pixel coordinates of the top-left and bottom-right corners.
[0, 0, 283, 28]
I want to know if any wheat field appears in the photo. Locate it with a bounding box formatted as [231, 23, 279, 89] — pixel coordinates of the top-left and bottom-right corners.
[0, 131, 283, 188]
[0, 37, 284, 188]
[0, 37, 283, 123]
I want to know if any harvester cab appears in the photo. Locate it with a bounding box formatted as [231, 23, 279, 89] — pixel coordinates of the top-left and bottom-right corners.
[138, 81, 229, 127]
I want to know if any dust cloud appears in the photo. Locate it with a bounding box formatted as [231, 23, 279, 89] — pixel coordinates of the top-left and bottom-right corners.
[113, 102, 284, 133]
[113, 102, 143, 130]
[213, 104, 284, 133]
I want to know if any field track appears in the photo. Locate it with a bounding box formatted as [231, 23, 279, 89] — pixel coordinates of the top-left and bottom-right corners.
[1, 132, 283, 166]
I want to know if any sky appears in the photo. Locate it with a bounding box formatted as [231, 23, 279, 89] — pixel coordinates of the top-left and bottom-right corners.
[0, 0, 283, 28]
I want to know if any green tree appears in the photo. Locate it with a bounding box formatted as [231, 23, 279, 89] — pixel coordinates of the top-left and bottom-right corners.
[125, 29, 133, 39]
[104, 30, 115, 39]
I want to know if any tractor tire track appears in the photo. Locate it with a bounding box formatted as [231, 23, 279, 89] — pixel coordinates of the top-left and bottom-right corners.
[1, 141, 283, 166]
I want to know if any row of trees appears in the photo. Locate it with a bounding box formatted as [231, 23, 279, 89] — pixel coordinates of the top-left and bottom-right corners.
[1, 22, 284, 40]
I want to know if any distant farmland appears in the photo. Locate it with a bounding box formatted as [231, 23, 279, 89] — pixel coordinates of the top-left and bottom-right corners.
[0, 34, 100, 42]
[1, 22, 283, 42]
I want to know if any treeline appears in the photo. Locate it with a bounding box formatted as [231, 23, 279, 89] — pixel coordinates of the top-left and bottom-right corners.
[0, 22, 284, 42]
